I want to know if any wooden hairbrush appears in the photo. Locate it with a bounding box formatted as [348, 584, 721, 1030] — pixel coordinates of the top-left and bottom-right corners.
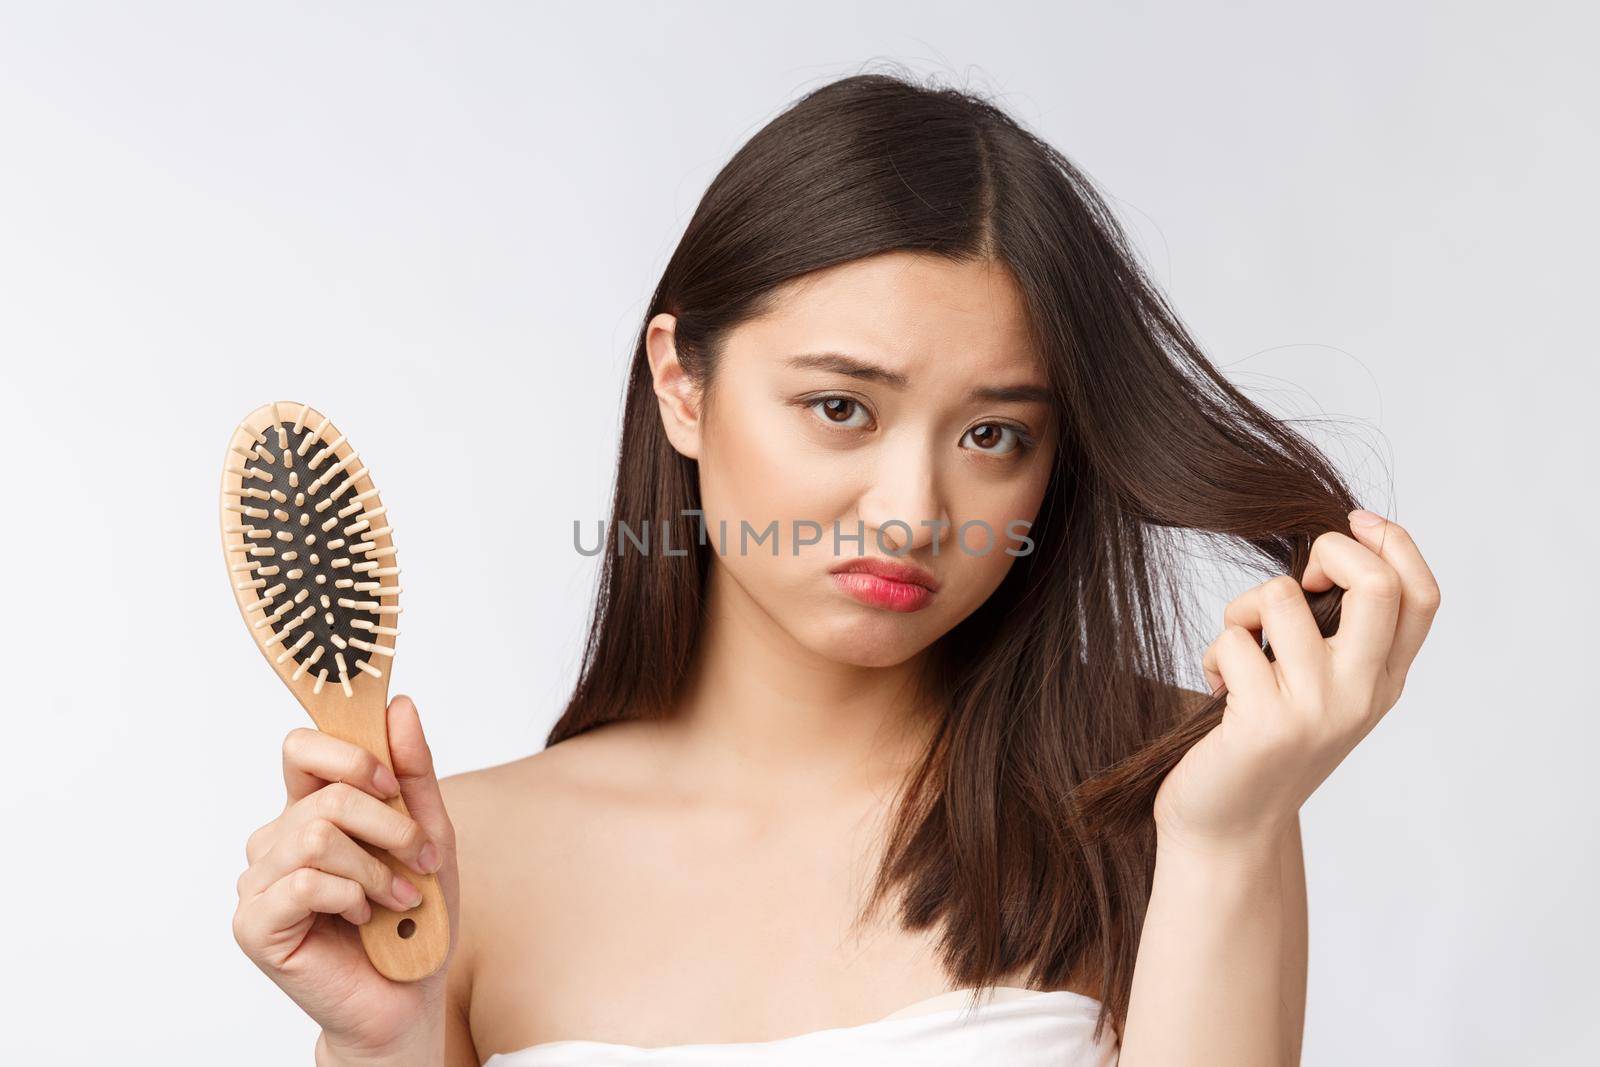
[220, 401, 449, 982]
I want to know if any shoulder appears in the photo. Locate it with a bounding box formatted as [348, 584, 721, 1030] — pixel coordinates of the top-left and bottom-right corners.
[442, 716, 670, 806]
[1166, 681, 1214, 717]
[437, 719, 670, 1049]
[438, 716, 690, 899]
[440, 717, 671, 866]
[1118, 672, 1214, 727]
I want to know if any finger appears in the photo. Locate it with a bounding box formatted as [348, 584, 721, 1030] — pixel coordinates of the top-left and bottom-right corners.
[1202, 652, 1225, 697]
[284, 780, 437, 876]
[1222, 576, 1329, 703]
[237, 816, 424, 913]
[385, 695, 453, 869]
[1202, 624, 1278, 703]
[245, 867, 372, 936]
[1334, 511, 1442, 677]
[245, 817, 281, 867]
[1298, 528, 1402, 681]
[282, 727, 402, 806]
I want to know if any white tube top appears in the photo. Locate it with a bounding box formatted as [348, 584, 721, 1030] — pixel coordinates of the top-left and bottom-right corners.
[482, 986, 1119, 1065]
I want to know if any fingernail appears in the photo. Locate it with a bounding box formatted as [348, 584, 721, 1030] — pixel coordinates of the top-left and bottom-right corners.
[418, 842, 442, 873]
[372, 764, 400, 796]
[1350, 509, 1385, 527]
[393, 876, 422, 908]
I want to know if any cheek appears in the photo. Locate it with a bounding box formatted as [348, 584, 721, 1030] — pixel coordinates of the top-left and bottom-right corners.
[696, 406, 852, 572]
[942, 475, 1050, 596]
[976, 479, 1048, 547]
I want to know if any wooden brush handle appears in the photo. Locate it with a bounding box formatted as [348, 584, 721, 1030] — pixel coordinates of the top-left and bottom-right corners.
[315, 691, 450, 982]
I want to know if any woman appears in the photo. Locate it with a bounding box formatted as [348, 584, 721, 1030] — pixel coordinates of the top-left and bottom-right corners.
[232, 71, 1441, 1065]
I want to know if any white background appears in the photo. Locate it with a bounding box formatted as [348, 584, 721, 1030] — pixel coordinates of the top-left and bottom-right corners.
[2, 3, 1594, 1063]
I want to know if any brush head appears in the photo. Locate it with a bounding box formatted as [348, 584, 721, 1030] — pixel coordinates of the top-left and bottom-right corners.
[220, 402, 401, 706]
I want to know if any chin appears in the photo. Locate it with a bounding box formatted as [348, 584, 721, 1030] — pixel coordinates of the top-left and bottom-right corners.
[808, 612, 937, 668]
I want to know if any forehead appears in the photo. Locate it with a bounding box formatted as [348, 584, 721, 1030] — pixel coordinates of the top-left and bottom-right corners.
[731, 252, 1042, 384]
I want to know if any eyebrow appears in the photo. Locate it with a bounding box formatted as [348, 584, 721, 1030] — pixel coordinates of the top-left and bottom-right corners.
[784, 351, 1052, 405]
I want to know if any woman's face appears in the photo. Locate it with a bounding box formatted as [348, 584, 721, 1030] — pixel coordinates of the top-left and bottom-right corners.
[649, 251, 1058, 668]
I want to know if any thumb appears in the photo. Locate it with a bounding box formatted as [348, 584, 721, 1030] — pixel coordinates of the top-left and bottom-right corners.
[385, 693, 454, 852]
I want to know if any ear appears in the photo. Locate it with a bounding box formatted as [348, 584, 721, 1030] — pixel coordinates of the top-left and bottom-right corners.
[646, 312, 703, 460]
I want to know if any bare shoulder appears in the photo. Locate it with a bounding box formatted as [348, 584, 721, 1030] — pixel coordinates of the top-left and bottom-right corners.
[438, 719, 671, 904]
[1122, 672, 1213, 725]
[440, 717, 669, 814]
[436, 718, 674, 1059]
[1166, 680, 1214, 716]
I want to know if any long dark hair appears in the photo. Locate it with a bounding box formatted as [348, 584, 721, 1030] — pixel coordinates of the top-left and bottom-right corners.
[546, 66, 1355, 1043]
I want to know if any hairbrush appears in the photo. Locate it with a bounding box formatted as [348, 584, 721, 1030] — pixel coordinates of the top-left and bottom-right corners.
[220, 401, 449, 981]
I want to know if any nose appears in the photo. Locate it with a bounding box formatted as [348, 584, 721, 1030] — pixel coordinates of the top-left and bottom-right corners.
[857, 447, 950, 556]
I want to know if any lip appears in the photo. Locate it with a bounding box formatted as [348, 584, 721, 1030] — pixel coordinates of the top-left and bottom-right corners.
[829, 557, 940, 613]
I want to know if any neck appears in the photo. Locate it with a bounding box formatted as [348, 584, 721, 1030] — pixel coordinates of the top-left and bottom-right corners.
[664, 562, 940, 804]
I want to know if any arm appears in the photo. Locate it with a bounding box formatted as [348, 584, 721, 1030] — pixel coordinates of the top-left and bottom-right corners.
[1115, 684, 1309, 1065]
[1116, 813, 1305, 1066]
[1280, 812, 1307, 1062]
[1119, 512, 1435, 1064]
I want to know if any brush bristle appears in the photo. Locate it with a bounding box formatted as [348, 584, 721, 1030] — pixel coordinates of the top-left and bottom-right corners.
[225, 411, 402, 695]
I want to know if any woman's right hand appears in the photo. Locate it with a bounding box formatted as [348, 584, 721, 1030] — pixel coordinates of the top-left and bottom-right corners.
[232, 694, 461, 1062]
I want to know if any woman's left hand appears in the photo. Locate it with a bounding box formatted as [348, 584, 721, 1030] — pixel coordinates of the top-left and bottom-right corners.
[1152, 509, 1442, 856]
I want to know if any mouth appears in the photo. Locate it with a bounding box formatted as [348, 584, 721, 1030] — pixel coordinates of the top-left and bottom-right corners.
[828, 557, 940, 613]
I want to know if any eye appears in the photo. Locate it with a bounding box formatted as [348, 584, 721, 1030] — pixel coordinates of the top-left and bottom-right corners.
[961, 422, 1034, 457]
[806, 396, 874, 430]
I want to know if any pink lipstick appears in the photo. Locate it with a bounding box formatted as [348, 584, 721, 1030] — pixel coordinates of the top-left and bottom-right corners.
[829, 557, 939, 613]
